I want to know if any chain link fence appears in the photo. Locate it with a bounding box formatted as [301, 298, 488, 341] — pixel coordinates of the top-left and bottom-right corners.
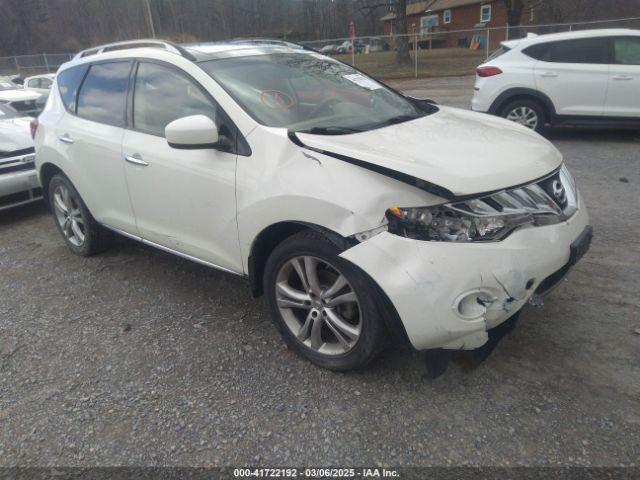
[0, 53, 74, 77]
[300, 16, 640, 80]
[1, 16, 639, 80]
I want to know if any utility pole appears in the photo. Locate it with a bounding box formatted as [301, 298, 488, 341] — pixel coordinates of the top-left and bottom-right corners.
[143, 0, 156, 38]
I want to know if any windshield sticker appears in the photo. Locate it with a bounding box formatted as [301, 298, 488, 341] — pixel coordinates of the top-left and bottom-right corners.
[342, 74, 382, 90]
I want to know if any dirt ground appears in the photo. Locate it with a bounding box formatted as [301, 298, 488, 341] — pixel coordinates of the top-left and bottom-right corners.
[1, 80, 639, 468]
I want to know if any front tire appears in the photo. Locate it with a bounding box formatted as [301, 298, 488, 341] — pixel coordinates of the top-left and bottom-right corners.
[500, 99, 546, 133]
[264, 230, 385, 371]
[48, 174, 112, 256]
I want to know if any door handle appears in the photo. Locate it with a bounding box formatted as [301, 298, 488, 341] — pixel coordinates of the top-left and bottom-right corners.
[539, 72, 558, 78]
[124, 154, 149, 167]
[58, 134, 74, 144]
[612, 75, 633, 81]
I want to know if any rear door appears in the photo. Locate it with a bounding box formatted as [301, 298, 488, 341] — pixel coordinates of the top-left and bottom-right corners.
[56, 60, 137, 233]
[533, 37, 610, 116]
[121, 60, 243, 273]
[605, 36, 640, 117]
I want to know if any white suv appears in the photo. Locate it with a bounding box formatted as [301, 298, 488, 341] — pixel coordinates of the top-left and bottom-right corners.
[34, 40, 591, 373]
[473, 29, 640, 132]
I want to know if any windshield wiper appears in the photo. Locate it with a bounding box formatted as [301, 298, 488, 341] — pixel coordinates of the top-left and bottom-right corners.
[297, 126, 363, 135]
[379, 114, 423, 127]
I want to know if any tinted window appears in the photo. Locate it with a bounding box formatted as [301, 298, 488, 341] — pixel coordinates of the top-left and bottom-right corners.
[488, 46, 510, 61]
[57, 65, 88, 112]
[133, 62, 219, 137]
[77, 62, 131, 126]
[536, 38, 610, 64]
[614, 37, 640, 65]
[523, 43, 550, 60]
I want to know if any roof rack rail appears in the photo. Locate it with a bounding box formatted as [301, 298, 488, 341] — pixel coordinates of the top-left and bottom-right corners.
[74, 39, 196, 61]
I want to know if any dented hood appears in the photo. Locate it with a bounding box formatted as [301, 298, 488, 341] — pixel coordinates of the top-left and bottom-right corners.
[296, 106, 563, 198]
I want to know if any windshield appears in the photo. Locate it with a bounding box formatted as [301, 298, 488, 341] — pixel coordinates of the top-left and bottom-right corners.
[200, 52, 428, 133]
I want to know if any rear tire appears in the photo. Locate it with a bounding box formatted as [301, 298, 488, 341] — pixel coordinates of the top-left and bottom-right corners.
[264, 229, 385, 371]
[500, 99, 547, 133]
[48, 174, 113, 256]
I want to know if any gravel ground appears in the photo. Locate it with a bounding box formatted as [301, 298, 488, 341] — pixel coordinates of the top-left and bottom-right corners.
[1, 79, 639, 468]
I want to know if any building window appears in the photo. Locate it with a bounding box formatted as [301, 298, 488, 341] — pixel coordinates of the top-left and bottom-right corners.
[420, 14, 439, 34]
[443, 9, 452, 24]
[480, 4, 491, 22]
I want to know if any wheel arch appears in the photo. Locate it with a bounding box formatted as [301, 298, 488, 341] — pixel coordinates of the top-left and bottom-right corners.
[38, 162, 64, 210]
[248, 221, 410, 347]
[489, 88, 556, 123]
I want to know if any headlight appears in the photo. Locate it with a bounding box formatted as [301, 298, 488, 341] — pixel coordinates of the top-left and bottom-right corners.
[386, 165, 578, 243]
[385, 205, 530, 242]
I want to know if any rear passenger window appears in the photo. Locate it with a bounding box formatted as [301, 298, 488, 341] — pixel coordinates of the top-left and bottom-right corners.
[614, 37, 640, 65]
[77, 61, 131, 127]
[57, 65, 88, 112]
[544, 38, 610, 64]
[132, 62, 219, 137]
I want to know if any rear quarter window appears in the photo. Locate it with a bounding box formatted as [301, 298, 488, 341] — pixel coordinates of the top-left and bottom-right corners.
[57, 65, 88, 112]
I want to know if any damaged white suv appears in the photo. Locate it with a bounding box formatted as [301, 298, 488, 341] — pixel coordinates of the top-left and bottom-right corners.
[34, 40, 591, 372]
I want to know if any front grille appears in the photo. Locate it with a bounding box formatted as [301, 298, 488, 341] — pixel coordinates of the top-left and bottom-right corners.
[0, 162, 34, 174]
[8, 100, 37, 112]
[449, 167, 577, 226]
[0, 147, 35, 159]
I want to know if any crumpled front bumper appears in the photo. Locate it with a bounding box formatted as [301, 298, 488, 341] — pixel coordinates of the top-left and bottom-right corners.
[340, 197, 590, 351]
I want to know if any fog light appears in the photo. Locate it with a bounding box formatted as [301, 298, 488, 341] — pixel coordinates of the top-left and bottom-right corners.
[453, 290, 497, 320]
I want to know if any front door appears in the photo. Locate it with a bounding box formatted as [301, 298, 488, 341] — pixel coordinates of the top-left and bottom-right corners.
[122, 61, 243, 273]
[605, 36, 640, 117]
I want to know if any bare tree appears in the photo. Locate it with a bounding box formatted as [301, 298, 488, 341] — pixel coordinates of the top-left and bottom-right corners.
[394, 0, 411, 65]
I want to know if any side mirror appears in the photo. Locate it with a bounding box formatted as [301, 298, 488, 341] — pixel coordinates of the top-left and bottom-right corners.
[165, 115, 220, 149]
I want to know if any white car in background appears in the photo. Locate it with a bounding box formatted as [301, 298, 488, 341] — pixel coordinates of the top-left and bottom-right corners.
[0, 78, 42, 116]
[0, 103, 41, 210]
[472, 29, 640, 132]
[24, 73, 55, 94]
[34, 40, 591, 375]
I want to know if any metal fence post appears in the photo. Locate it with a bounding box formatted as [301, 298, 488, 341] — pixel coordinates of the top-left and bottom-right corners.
[414, 33, 418, 79]
[14, 56, 19, 75]
[43, 53, 50, 73]
[486, 28, 491, 59]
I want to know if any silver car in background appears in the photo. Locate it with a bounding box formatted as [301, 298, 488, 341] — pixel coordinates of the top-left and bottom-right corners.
[0, 104, 41, 211]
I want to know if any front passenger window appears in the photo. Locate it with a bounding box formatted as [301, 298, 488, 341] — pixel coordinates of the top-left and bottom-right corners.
[133, 62, 218, 137]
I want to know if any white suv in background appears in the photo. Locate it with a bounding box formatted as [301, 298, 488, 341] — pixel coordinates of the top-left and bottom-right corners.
[472, 29, 640, 132]
[34, 40, 591, 375]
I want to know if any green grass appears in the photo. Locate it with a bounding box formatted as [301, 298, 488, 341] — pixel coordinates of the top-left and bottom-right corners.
[333, 48, 486, 80]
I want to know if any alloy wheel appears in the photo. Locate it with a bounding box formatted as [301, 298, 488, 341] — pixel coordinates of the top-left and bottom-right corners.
[275, 256, 362, 355]
[52, 184, 86, 247]
[506, 106, 539, 130]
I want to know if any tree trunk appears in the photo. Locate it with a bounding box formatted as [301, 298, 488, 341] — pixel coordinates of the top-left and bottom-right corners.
[394, 0, 411, 65]
[504, 0, 525, 39]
